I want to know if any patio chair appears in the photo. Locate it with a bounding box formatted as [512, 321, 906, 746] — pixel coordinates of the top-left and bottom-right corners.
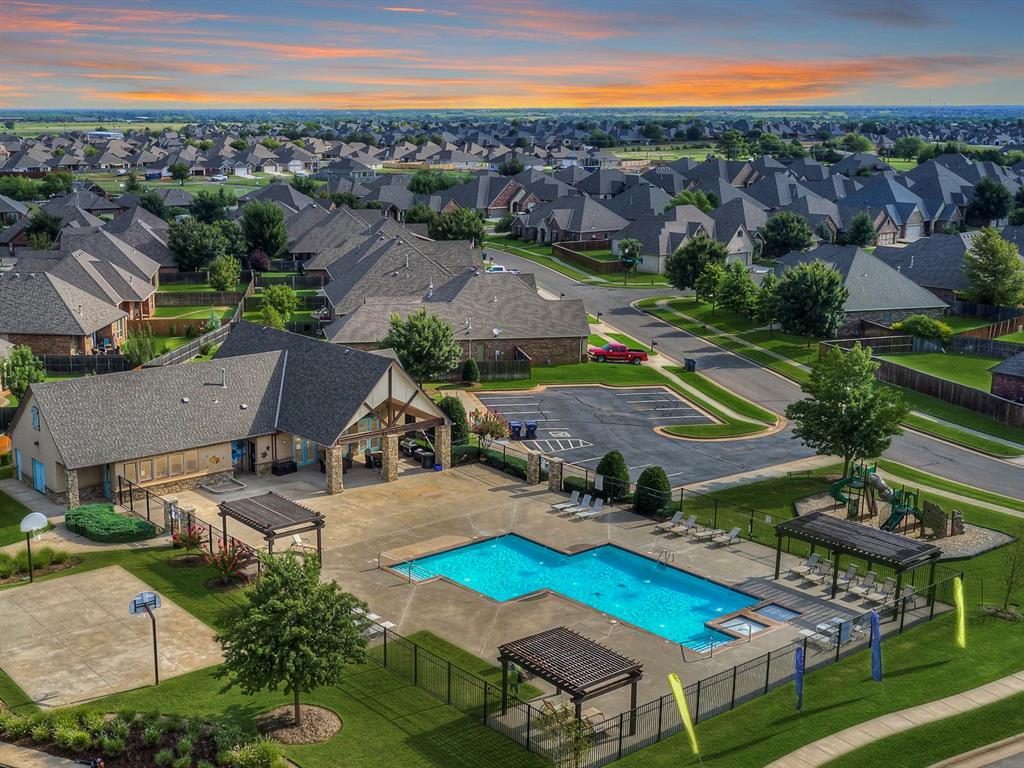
[848, 571, 878, 597]
[653, 511, 684, 533]
[790, 553, 821, 577]
[897, 585, 920, 609]
[667, 516, 699, 537]
[573, 498, 605, 520]
[837, 564, 859, 591]
[690, 527, 723, 544]
[290, 534, 315, 553]
[711, 527, 742, 546]
[562, 494, 591, 516]
[802, 560, 833, 585]
[551, 490, 580, 513]
[864, 577, 897, 605]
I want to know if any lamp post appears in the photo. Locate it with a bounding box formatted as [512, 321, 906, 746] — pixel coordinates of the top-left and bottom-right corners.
[19, 512, 48, 583]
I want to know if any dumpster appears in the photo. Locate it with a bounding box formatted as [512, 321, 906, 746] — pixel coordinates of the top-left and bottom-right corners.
[420, 451, 435, 469]
[524, 420, 538, 439]
[685, 358, 698, 372]
[509, 420, 522, 440]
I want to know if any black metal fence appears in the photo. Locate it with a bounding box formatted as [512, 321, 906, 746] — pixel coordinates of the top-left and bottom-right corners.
[38, 354, 131, 374]
[434, 359, 531, 383]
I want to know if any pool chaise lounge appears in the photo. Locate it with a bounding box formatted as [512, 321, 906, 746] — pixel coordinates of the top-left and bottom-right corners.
[652, 511, 684, 533]
[562, 494, 592, 516]
[711, 527, 742, 546]
[790, 553, 821, 577]
[551, 490, 580, 513]
[667, 516, 699, 537]
[848, 571, 877, 597]
[690, 527, 722, 543]
[573, 497, 605, 520]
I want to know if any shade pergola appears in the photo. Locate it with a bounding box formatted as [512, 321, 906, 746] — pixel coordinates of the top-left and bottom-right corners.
[774, 511, 941, 599]
[218, 492, 325, 561]
[498, 627, 643, 724]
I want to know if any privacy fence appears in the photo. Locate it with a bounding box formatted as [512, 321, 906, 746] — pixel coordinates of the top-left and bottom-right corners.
[434, 359, 532, 383]
[143, 323, 231, 367]
[37, 354, 131, 375]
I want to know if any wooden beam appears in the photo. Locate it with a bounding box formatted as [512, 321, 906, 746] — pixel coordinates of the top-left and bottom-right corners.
[335, 417, 444, 444]
[390, 391, 419, 428]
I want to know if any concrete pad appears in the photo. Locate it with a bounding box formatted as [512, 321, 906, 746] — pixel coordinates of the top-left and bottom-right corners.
[0, 566, 221, 707]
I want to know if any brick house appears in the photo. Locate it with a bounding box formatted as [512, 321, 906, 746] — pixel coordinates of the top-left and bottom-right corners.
[990, 353, 1024, 402]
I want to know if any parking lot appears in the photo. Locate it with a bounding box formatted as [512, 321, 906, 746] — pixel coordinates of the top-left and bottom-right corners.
[476, 385, 813, 485]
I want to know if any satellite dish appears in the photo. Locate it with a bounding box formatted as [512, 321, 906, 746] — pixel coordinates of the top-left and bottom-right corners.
[492, 328, 503, 336]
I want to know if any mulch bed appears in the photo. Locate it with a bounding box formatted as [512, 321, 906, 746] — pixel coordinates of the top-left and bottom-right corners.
[257, 705, 341, 745]
[0, 558, 82, 586]
[203, 573, 250, 592]
[167, 554, 207, 568]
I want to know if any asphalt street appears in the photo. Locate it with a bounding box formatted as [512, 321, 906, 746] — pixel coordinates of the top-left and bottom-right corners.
[486, 247, 1024, 499]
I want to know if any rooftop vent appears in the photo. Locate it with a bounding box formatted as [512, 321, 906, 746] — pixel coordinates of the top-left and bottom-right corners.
[240, 403, 248, 410]
[181, 397, 190, 404]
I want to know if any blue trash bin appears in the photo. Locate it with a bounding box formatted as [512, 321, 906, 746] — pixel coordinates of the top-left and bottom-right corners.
[525, 420, 538, 439]
[509, 420, 522, 440]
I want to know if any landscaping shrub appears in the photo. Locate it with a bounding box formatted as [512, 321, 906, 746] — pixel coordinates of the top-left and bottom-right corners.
[494, 212, 516, 233]
[451, 443, 480, 465]
[154, 748, 174, 766]
[65, 504, 158, 543]
[0, 552, 18, 579]
[435, 395, 469, 443]
[563, 476, 589, 496]
[13, 545, 68, 572]
[199, 341, 215, 357]
[634, 466, 672, 516]
[891, 314, 954, 345]
[595, 450, 630, 500]
[462, 357, 480, 383]
[223, 736, 287, 768]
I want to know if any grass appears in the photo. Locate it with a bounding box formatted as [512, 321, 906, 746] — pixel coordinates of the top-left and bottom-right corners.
[879, 352, 1001, 391]
[0, 666, 37, 713]
[157, 282, 248, 294]
[668, 368, 777, 424]
[404, 631, 542, 701]
[152, 305, 233, 320]
[0, 485, 35, 546]
[484, 235, 670, 286]
[587, 333, 607, 346]
[875, 459, 1024, 513]
[822, 693, 1024, 768]
[7, 120, 190, 137]
[996, 329, 1024, 343]
[151, 335, 192, 354]
[242, 310, 317, 324]
[606, 332, 657, 355]
[941, 315, 992, 334]
[900, 413, 1023, 457]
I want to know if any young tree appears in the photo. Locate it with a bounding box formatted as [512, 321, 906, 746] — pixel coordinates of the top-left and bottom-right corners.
[24, 210, 63, 246]
[121, 327, 157, 367]
[998, 525, 1024, 612]
[694, 261, 726, 310]
[761, 212, 813, 259]
[168, 162, 191, 185]
[217, 553, 369, 725]
[716, 130, 747, 159]
[289, 175, 318, 197]
[462, 357, 480, 383]
[428, 207, 485, 243]
[240, 200, 288, 259]
[893, 136, 925, 161]
[469, 408, 509, 445]
[618, 238, 642, 283]
[435, 395, 469, 443]
[963, 227, 1024, 306]
[493, 212, 515, 232]
[40, 171, 73, 197]
[139, 189, 167, 220]
[168, 219, 226, 271]
[717, 261, 757, 318]
[786, 344, 909, 476]
[124, 171, 141, 194]
[260, 284, 299, 318]
[595, 449, 630, 501]
[498, 157, 524, 176]
[774, 260, 849, 338]
[230, 138, 249, 150]
[214, 219, 247, 261]
[842, 211, 878, 247]
[663, 189, 714, 213]
[189, 188, 233, 223]
[208, 254, 242, 292]
[664, 232, 728, 291]
[404, 203, 436, 224]
[1, 345, 44, 400]
[967, 178, 1012, 224]
[634, 465, 671, 516]
[381, 308, 463, 384]
[753, 271, 779, 329]
[258, 304, 286, 329]
[839, 132, 873, 153]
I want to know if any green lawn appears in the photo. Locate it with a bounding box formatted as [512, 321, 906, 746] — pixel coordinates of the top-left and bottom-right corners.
[0, 667, 36, 713]
[875, 459, 1024, 514]
[157, 282, 248, 294]
[8, 121, 190, 137]
[152, 305, 233, 320]
[996, 329, 1024, 343]
[151, 335, 192, 355]
[668, 368, 777, 424]
[879, 352, 1001, 391]
[941, 315, 992, 334]
[405, 631, 542, 701]
[587, 333, 607, 346]
[606, 331, 657, 355]
[242, 310, 317, 324]
[0, 486, 33, 547]
[483, 236, 670, 287]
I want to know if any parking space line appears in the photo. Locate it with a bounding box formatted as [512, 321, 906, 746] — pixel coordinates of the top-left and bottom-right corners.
[612, 390, 661, 396]
[648, 415, 708, 420]
[625, 398, 677, 403]
[500, 410, 544, 415]
[635, 406, 696, 412]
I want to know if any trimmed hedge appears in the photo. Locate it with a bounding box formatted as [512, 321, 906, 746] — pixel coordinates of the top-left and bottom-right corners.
[635, 466, 672, 516]
[65, 504, 158, 543]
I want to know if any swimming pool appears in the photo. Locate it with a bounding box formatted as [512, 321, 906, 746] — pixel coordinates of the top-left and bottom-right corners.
[395, 534, 757, 650]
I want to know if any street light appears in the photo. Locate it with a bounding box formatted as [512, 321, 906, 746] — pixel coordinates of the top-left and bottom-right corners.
[19, 512, 48, 583]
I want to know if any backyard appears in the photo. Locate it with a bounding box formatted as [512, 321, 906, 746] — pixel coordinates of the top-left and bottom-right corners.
[878, 352, 1002, 391]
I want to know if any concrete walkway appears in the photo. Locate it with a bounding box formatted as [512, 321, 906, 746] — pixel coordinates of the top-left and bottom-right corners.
[0, 479, 65, 519]
[0, 742, 80, 767]
[929, 734, 1024, 768]
[765, 670, 1024, 768]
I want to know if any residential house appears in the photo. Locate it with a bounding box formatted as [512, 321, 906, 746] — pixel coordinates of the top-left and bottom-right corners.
[990, 352, 1024, 402]
[0, 194, 28, 227]
[511, 195, 628, 243]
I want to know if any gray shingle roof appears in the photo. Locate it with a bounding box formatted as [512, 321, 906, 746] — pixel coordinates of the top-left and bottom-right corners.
[874, 233, 982, 293]
[991, 351, 1024, 378]
[0, 270, 127, 336]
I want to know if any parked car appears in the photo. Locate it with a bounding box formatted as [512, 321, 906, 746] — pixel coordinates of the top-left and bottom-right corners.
[211, 174, 228, 181]
[588, 342, 648, 365]
[486, 264, 520, 275]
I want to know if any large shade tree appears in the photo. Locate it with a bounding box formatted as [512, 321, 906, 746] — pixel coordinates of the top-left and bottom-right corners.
[241, 200, 288, 260]
[381, 308, 463, 384]
[963, 227, 1024, 306]
[761, 212, 813, 259]
[774, 260, 849, 339]
[664, 232, 728, 291]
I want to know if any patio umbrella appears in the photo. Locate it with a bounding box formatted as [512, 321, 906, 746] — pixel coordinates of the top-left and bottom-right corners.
[794, 646, 805, 711]
[870, 609, 882, 682]
[668, 673, 699, 756]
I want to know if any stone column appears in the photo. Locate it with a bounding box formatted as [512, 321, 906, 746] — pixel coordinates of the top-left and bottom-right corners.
[526, 450, 541, 485]
[163, 497, 179, 533]
[547, 457, 564, 493]
[382, 434, 399, 482]
[436, 424, 452, 470]
[65, 467, 80, 509]
[325, 446, 344, 495]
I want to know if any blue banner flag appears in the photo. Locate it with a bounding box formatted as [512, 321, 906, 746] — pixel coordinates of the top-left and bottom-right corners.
[870, 609, 882, 682]
[794, 646, 805, 711]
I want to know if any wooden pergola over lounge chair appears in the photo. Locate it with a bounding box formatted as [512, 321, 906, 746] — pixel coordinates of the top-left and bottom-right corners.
[218, 492, 325, 561]
[498, 627, 643, 728]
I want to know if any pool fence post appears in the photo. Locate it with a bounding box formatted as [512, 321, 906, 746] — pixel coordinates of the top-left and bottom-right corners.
[656, 695, 664, 740]
[835, 625, 842, 663]
[413, 643, 419, 685]
[694, 679, 701, 724]
[482, 681, 489, 724]
[730, 666, 737, 709]
[145, 490, 150, 522]
[713, 499, 718, 529]
[617, 713, 624, 759]
[382, 627, 388, 668]
[500, 660, 508, 715]
[764, 650, 772, 694]
[446, 661, 452, 704]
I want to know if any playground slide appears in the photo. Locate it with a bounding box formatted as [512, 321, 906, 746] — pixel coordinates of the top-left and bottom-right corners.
[829, 477, 853, 504]
[881, 506, 911, 531]
[866, 472, 895, 502]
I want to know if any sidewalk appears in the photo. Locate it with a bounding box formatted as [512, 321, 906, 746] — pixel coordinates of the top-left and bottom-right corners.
[0, 743, 81, 767]
[765, 670, 1024, 768]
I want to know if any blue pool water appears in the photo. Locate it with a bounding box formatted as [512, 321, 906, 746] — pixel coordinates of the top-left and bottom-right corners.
[396, 535, 757, 649]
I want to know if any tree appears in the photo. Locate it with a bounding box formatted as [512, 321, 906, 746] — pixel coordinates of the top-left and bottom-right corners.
[408, 170, 468, 195]
[493, 212, 515, 233]
[774, 260, 849, 338]
[962, 227, 1024, 306]
[716, 130, 747, 159]
[240, 200, 288, 259]
[694, 261, 726, 310]
[124, 171, 141, 194]
[40, 171, 73, 197]
[717, 261, 757, 317]
[753, 271, 779, 328]
[761, 211, 813, 259]
[664, 189, 714, 213]
[261, 284, 298, 318]
[1, 345, 44, 400]
[138, 190, 166, 220]
[839, 133, 873, 153]
[469, 408, 508, 445]
[217, 553, 368, 725]
[381, 308, 463, 384]
[189, 188, 233, 223]
[641, 122, 664, 142]
[997, 525, 1024, 612]
[168, 219, 226, 271]
[435, 395, 469, 443]
[208, 254, 241, 292]
[786, 344, 908, 476]
[595, 450, 630, 501]
[121, 327, 157, 367]
[258, 304, 285, 329]
[893, 136, 925, 161]
[634, 466, 671, 515]
[404, 203, 436, 224]
[214, 219, 247, 260]
[618, 238, 642, 283]
[842, 211, 877, 247]
[664, 232, 728, 291]
[168, 162, 191, 185]
[498, 157, 524, 176]
[462, 358, 480, 383]
[230, 138, 248, 150]
[756, 132, 786, 156]
[428, 207, 485, 243]
[289, 175, 318, 197]
[967, 177, 1012, 224]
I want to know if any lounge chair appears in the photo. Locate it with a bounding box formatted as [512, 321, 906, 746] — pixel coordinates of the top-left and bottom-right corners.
[690, 527, 723, 543]
[562, 494, 591, 515]
[653, 511, 684, 533]
[790, 553, 821, 577]
[573, 497, 605, 520]
[865, 577, 897, 605]
[667, 515, 699, 537]
[803, 560, 833, 585]
[897, 586, 920, 609]
[837, 564, 859, 591]
[551, 490, 580, 513]
[712, 527, 742, 546]
[848, 571, 877, 597]
[290, 534, 315, 553]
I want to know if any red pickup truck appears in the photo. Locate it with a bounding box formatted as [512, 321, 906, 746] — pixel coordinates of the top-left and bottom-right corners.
[588, 342, 649, 365]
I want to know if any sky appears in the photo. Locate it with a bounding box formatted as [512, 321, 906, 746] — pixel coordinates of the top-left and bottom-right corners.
[0, 0, 1022, 110]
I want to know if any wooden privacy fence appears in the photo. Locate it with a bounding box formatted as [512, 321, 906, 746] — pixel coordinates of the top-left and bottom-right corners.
[552, 240, 621, 274]
[143, 323, 231, 367]
[819, 336, 912, 356]
[947, 336, 1024, 359]
[948, 299, 1024, 323]
[155, 290, 248, 306]
[957, 315, 1024, 341]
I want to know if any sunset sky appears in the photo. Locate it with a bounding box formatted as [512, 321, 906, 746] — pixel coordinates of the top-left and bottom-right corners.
[1, 0, 1021, 110]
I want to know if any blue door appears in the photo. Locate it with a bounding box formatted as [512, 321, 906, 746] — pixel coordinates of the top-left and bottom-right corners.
[102, 464, 111, 499]
[14, 449, 22, 482]
[31, 459, 45, 494]
[293, 438, 317, 467]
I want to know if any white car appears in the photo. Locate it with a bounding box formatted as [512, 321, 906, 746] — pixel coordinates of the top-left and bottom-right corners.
[486, 264, 520, 275]
[211, 174, 228, 182]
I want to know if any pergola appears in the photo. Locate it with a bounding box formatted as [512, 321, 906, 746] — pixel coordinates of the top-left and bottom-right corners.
[498, 627, 643, 725]
[218, 492, 325, 561]
[774, 511, 941, 600]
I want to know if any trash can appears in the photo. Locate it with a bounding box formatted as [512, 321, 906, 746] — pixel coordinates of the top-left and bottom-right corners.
[420, 451, 435, 469]
[509, 420, 522, 440]
[525, 420, 538, 439]
[685, 358, 698, 372]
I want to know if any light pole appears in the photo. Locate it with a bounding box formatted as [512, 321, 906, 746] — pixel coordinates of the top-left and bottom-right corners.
[19, 512, 48, 583]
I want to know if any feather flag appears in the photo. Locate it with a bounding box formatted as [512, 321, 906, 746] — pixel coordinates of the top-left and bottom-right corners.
[794, 646, 805, 711]
[668, 673, 699, 756]
[954, 576, 966, 649]
[870, 609, 882, 682]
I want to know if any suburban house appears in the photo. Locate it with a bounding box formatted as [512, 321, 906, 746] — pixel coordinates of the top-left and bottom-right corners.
[0, 193, 28, 227]
[7, 322, 449, 506]
[990, 352, 1024, 402]
[775, 245, 947, 336]
[511, 195, 628, 243]
[324, 269, 589, 365]
[874, 232, 985, 303]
